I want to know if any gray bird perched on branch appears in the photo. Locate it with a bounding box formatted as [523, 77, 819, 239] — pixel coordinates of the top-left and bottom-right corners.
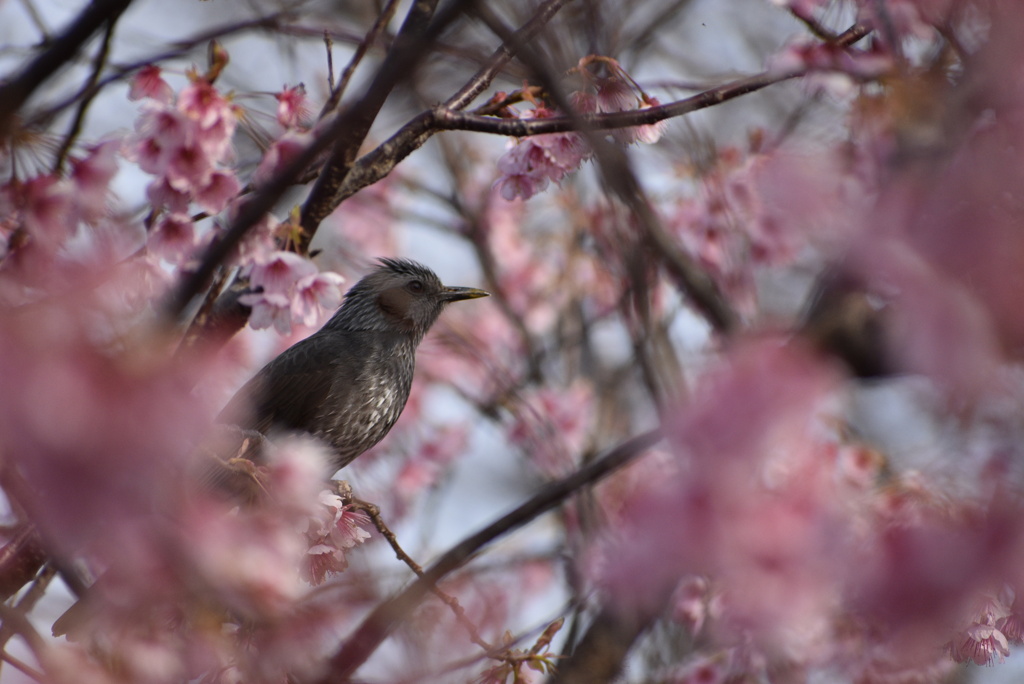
[217, 257, 488, 473]
[54, 260, 487, 638]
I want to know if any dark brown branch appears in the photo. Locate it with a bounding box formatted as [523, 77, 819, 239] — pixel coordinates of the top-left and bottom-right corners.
[311, 429, 662, 683]
[330, 0, 572, 206]
[431, 21, 872, 137]
[548, 606, 648, 684]
[329, 21, 871, 207]
[0, 525, 46, 602]
[444, 0, 571, 111]
[52, 14, 120, 173]
[0, 0, 134, 138]
[471, 4, 737, 334]
[319, 0, 402, 118]
[298, 0, 446, 253]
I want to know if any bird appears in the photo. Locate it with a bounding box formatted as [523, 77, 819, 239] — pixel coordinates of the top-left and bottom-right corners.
[53, 259, 487, 638]
[216, 257, 488, 474]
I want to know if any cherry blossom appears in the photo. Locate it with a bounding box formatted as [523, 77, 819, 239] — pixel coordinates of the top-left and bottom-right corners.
[493, 65, 667, 200]
[149, 212, 198, 261]
[3, 2, 1024, 682]
[275, 84, 310, 130]
[251, 131, 311, 189]
[302, 491, 371, 585]
[239, 251, 345, 334]
[949, 623, 1011, 666]
[128, 64, 174, 104]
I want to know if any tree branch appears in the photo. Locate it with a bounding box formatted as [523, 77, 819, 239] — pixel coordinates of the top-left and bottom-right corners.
[329, 21, 871, 207]
[297, 0, 446, 253]
[434, 20, 872, 137]
[319, 0, 402, 118]
[311, 429, 662, 683]
[444, 0, 572, 111]
[52, 14, 121, 172]
[0, 0, 134, 138]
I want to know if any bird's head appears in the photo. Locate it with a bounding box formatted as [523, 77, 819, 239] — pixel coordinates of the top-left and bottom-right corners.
[326, 258, 488, 339]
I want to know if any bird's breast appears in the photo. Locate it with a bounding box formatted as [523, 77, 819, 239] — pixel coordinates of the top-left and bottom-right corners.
[319, 347, 415, 468]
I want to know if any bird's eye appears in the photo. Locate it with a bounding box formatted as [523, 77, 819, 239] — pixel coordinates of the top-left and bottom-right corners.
[407, 279, 425, 293]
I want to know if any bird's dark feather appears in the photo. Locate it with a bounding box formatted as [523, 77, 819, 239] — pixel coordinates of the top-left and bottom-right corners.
[220, 331, 371, 437]
[214, 259, 485, 478]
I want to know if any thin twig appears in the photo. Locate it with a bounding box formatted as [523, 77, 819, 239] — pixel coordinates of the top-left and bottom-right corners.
[0, 603, 47, 657]
[52, 14, 120, 173]
[444, 0, 571, 111]
[312, 429, 662, 683]
[350, 498, 495, 652]
[788, 7, 839, 42]
[0, 0, 135, 137]
[0, 563, 55, 677]
[319, 0, 402, 118]
[327, 21, 871, 209]
[16, 0, 50, 41]
[0, 650, 43, 682]
[324, 31, 335, 93]
[472, 3, 738, 334]
[299, 0, 453, 252]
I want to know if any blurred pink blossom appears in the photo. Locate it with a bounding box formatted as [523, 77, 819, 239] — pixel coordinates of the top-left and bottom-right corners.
[149, 212, 198, 261]
[767, 40, 894, 80]
[595, 338, 844, 656]
[393, 425, 468, 506]
[249, 250, 316, 294]
[128, 64, 174, 104]
[275, 84, 310, 130]
[252, 131, 311, 189]
[509, 381, 594, 476]
[127, 79, 241, 219]
[69, 141, 119, 220]
[241, 290, 294, 334]
[293, 270, 345, 327]
[195, 169, 241, 214]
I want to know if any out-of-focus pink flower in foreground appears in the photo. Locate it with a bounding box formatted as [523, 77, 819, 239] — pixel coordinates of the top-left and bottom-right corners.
[596, 339, 842, 651]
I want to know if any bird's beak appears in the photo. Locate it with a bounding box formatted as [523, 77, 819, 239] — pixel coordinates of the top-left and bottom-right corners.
[442, 286, 490, 302]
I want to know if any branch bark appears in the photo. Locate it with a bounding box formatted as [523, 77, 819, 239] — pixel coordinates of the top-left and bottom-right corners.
[0, 0, 135, 138]
[297, 0, 445, 253]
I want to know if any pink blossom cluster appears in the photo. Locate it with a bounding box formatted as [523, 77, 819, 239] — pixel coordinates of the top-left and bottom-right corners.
[0, 140, 122, 298]
[946, 588, 1023, 666]
[508, 381, 594, 476]
[391, 424, 469, 510]
[126, 69, 242, 261]
[494, 104, 590, 201]
[240, 250, 345, 334]
[302, 490, 372, 585]
[593, 339, 1024, 679]
[494, 61, 666, 201]
[670, 146, 804, 313]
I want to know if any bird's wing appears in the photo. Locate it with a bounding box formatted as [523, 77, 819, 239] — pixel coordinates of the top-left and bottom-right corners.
[218, 331, 364, 436]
